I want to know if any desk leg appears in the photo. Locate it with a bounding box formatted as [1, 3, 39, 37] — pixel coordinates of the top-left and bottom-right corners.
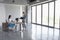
[20, 24, 21, 31]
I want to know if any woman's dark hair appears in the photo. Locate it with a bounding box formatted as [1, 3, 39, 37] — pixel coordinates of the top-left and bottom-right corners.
[8, 15, 11, 19]
[15, 18, 18, 22]
[23, 12, 24, 14]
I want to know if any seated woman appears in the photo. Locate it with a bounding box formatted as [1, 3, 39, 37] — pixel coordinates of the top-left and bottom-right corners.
[8, 15, 15, 31]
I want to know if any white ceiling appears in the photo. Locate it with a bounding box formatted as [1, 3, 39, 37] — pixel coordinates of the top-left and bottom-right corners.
[0, 0, 27, 5]
[0, 0, 54, 5]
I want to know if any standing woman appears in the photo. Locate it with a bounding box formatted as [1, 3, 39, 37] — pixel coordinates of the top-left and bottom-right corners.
[22, 12, 26, 30]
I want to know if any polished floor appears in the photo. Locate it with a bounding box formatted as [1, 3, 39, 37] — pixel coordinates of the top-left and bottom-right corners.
[0, 24, 60, 40]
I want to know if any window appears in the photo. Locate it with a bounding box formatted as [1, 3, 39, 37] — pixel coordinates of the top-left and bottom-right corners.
[55, 1, 60, 28]
[32, 6, 36, 23]
[49, 2, 54, 27]
[31, 1, 60, 28]
[37, 5, 41, 24]
[42, 3, 48, 25]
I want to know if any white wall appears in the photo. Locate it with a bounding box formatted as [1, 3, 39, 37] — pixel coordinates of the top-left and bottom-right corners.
[20, 5, 27, 17]
[0, 3, 6, 27]
[27, 6, 31, 23]
[5, 4, 26, 20]
[5, 4, 21, 20]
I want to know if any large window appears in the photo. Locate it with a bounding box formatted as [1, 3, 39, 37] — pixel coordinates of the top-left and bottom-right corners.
[37, 5, 41, 24]
[31, 1, 60, 28]
[32, 6, 36, 23]
[49, 2, 54, 27]
[55, 1, 60, 28]
[42, 3, 48, 25]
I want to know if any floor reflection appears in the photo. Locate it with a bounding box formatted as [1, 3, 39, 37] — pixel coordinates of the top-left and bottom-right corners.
[0, 24, 59, 40]
[32, 24, 59, 40]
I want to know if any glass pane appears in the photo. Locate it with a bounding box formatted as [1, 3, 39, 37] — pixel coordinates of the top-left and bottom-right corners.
[42, 3, 48, 25]
[55, 1, 60, 28]
[49, 2, 54, 26]
[37, 5, 41, 24]
[32, 6, 36, 23]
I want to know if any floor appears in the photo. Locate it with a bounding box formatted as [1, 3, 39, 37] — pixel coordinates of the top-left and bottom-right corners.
[0, 24, 59, 40]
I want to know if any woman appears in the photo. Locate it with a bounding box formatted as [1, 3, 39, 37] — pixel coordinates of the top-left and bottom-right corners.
[22, 12, 26, 30]
[8, 15, 15, 31]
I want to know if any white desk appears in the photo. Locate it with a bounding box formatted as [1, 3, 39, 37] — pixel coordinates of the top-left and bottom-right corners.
[15, 22, 23, 31]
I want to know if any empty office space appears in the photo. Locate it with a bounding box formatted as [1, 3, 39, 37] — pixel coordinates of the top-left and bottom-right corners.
[0, 0, 60, 40]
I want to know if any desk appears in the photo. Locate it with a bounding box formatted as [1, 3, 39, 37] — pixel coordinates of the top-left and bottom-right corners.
[15, 22, 23, 31]
[2, 22, 23, 31]
[2, 22, 8, 31]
